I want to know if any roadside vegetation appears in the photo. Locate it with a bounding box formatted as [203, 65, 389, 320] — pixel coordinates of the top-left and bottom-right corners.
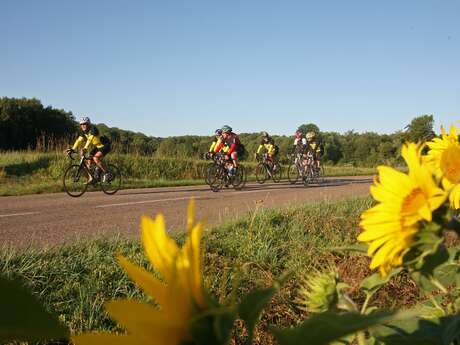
[0, 151, 376, 196]
[1, 197, 417, 344]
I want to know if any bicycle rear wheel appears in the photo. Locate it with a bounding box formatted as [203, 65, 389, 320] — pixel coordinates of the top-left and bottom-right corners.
[255, 163, 268, 184]
[287, 164, 299, 184]
[63, 164, 88, 197]
[100, 164, 122, 195]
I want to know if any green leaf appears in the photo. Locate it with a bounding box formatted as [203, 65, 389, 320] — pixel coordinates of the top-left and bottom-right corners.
[0, 276, 69, 342]
[238, 286, 277, 345]
[270, 311, 396, 345]
[371, 314, 460, 345]
[190, 307, 237, 345]
[360, 268, 403, 297]
[331, 243, 368, 254]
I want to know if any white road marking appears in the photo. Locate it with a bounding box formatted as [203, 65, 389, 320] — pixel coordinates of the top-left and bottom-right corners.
[96, 196, 203, 209]
[0, 211, 40, 218]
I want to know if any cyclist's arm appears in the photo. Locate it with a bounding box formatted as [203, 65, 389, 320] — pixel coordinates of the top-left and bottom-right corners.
[72, 136, 85, 151]
[256, 144, 264, 154]
[227, 142, 236, 155]
[214, 141, 224, 153]
[209, 141, 217, 152]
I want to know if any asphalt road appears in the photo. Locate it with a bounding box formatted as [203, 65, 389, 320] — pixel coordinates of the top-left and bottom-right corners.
[0, 176, 372, 248]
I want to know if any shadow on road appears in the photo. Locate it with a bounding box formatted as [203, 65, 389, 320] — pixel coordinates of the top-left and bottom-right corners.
[120, 177, 372, 196]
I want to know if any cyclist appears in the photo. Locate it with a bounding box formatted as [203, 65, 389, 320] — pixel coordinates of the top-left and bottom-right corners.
[207, 129, 229, 158]
[255, 131, 278, 167]
[305, 131, 323, 174]
[213, 125, 243, 174]
[65, 117, 111, 184]
[293, 130, 307, 153]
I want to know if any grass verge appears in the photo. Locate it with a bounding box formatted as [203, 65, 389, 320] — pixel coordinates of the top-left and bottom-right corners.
[0, 197, 424, 344]
[0, 151, 376, 196]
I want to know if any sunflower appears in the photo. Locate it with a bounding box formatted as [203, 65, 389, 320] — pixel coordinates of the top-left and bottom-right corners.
[72, 200, 206, 345]
[424, 125, 460, 209]
[358, 143, 447, 276]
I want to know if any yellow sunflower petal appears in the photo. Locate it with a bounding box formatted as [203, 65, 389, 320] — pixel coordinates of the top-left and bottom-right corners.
[187, 199, 196, 233]
[449, 184, 460, 209]
[183, 222, 205, 308]
[117, 255, 169, 309]
[141, 215, 179, 281]
[105, 300, 185, 344]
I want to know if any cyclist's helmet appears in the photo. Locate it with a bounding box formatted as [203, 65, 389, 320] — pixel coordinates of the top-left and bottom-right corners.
[221, 125, 232, 133]
[261, 131, 269, 138]
[294, 130, 302, 138]
[79, 117, 91, 125]
[306, 131, 316, 140]
[215, 129, 222, 136]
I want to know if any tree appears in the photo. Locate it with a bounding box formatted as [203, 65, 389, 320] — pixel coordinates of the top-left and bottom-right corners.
[297, 123, 320, 135]
[405, 115, 435, 142]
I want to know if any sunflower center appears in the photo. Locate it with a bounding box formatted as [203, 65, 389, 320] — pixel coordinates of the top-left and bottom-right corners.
[401, 187, 427, 217]
[441, 146, 460, 183]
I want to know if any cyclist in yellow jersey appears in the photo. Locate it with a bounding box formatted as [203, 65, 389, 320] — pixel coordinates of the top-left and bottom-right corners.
[207, 129, 229, 159]
[255, 131, 278, 167]
[305, 131, 323, 172]
[66, 117, 111, 184]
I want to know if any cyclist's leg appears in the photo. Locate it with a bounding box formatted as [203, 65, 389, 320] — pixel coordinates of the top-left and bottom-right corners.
[93, 144, 111, 172]
[231, 151, 238, 168]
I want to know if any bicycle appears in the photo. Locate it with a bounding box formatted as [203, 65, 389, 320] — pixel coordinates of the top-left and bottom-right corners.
[287, 152, 304, 184]
[287, 151, 325, 186]
[207, 153, 246, 192]
[63, 152, 122, 197]
[255, 153, 282, 184]
[204, 152, 218, 185]
[301, 150, 325, 186]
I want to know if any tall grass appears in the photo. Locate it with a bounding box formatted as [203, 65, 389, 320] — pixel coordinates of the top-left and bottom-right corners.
[0, 198, 423, 344]
[0, 151, 376, 196]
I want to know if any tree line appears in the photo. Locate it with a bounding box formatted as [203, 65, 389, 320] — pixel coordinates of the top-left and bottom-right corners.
[0, 97, 436, 166]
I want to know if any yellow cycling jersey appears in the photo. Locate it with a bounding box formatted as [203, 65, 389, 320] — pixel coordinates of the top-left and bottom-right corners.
[307, 141, 322, 154]
[257, 143, 276, 155]
[72, 126, 107, 151]
[209, 138, 229, 153]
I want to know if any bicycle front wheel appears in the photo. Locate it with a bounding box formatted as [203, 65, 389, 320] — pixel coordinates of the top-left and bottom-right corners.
[287, 164, 299, 184]
[209, 165, 224, 192]
[205, 163, 216, 185]
[101, 164, 122, 195]
[63, 164, 88, 197]
[255, 163, 268, 184]
[233, 165, 246, 190]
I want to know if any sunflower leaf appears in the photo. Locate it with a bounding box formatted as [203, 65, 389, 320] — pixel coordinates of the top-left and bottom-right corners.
[0, 275, 69, 342]
[360, 268, 403, 297]
[238, 286, 277, 345]
[371, 313, 460, 345]
[270, 311, 397, 345]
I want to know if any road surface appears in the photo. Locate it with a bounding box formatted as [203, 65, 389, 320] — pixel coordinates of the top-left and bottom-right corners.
[0, 177, 372, 248]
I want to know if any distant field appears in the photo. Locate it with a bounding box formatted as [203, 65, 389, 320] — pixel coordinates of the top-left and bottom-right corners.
[0, 151, 376, 196]
[1, 197, 421, 344]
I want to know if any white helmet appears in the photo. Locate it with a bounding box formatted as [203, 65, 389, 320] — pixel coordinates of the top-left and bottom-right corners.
[79, 117, 91, 125]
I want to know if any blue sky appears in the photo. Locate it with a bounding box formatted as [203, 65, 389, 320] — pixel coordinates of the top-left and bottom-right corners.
[1, 0, 459, 137]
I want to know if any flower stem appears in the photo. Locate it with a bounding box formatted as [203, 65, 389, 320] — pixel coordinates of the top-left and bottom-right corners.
[430, 277, 448, 294]
[360, 294, 372, 314]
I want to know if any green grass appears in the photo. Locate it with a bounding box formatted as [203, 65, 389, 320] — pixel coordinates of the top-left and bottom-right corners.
[1, 197, 422, 344]
[0, 151, 376, 196]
